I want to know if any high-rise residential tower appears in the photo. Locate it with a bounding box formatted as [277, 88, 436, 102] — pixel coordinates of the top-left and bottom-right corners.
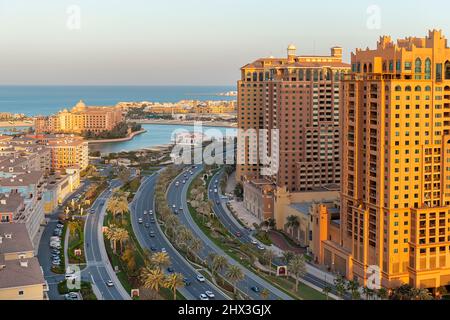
[318, 30, 450, 289]
[237, 45, 350, 192]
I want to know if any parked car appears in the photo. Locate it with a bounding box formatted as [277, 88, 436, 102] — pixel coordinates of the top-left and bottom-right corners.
[257, 245, 265, 251]
[251, 239, 258, 245]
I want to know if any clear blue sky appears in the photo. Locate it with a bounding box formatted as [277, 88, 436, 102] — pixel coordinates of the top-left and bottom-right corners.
[0, 0, 448, 85]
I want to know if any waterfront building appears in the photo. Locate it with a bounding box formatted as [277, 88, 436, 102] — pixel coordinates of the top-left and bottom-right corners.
[0, 224, 47, 300]
[35, 100, 124, 135]
[314, 30, 450, 289]
[37, 135, 89, 171]
[237, 45, 350, 193]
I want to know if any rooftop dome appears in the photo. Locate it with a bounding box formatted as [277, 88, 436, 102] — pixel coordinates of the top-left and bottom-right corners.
[73, 100, 87, 112]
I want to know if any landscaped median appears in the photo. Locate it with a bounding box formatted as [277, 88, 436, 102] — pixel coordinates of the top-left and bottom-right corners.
[57, 280, 97, 300]
[187, 167, 328, 300]
[102, 176, 185, 300]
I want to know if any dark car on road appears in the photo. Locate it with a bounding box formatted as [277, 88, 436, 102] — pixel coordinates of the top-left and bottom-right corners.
[251, 286, 260, 293]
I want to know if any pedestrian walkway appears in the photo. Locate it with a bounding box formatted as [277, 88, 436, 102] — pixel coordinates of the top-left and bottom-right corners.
[253, 260, 341, 300]
[228, 200, 261, 229]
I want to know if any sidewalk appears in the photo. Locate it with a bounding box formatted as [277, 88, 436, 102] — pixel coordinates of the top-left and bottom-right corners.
[228, 200, 261, 229]
[253, 260, 341, 300]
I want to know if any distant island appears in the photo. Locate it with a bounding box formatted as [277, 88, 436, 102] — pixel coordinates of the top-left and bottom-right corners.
[216, 91, 237, 97]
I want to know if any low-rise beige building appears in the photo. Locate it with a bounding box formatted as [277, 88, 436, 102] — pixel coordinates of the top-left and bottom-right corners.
[243, 178, 274, 221]
[0, 224, 47, 300]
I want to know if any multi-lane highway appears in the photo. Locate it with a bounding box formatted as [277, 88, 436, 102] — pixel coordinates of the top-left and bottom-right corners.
[167, 165, 293, 300]
[82, 179, 131, 300]
[130, 172, 229, 300]
[208, 169, 345, 299]
[208, 170, 253, 244]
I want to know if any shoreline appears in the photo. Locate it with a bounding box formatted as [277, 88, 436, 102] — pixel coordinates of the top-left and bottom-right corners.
[132, 119, 237, 128]
[87, 129, 146, 144]
[0, 121, 33, 127]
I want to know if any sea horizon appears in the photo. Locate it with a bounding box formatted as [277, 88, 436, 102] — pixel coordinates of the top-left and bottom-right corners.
[0, 85, 236, 116]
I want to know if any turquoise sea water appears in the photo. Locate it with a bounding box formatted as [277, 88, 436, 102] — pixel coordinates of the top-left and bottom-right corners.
[0, 85, 237, 153]
[0, 85, 235, 116]
[89, 124, 237, 154]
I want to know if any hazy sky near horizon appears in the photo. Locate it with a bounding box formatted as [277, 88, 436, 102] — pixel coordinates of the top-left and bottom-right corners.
[0, 0, 449, 85]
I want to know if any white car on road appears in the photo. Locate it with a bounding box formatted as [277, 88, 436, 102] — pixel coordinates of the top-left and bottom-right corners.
[205, 291, 215, 299]
[196, 274, 205, 282]
[199, 294, 209, 300]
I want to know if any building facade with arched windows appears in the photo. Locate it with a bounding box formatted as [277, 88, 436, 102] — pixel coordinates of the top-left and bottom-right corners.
[237, 45, 350, 194]
[315, 30, 450, 290]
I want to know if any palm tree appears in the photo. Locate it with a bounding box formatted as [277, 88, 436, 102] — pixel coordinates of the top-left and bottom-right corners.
[282, 251, 295, 265]
[377, 287, 388, 300]
[176, 226, 192, 249]
[346, 279, 361, 300]
[104, 225, 119, 253]
[189, 238, 203, 261]
[164, 273, 185, 300]
[68, 220, 79, 238]
[285, 215, 300, 238]
[411, 287, 433, 300]
[262, 249, 276, 275]
[164, 215, 179, 238]
[333, 275, 348, 299]
[115, 227, 129, 254]
[212, 255, 229, 277]
[288, 254, 307, 292]
[362, 286, 374, 300]
[151, 252, 171, 270]
[323, 284, 332, 300]
[226, 265, 244, 295]
[140, 267, 166, 299]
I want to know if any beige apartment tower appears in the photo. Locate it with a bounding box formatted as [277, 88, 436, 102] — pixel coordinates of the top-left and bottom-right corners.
[319, 30, 450, 289]
[237, 45, 350, 192]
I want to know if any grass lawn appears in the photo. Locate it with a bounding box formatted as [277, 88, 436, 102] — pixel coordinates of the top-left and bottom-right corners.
[68, 220, 86, 266]
[58, 280, 97, 300]
[186, 169, 328, 301]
